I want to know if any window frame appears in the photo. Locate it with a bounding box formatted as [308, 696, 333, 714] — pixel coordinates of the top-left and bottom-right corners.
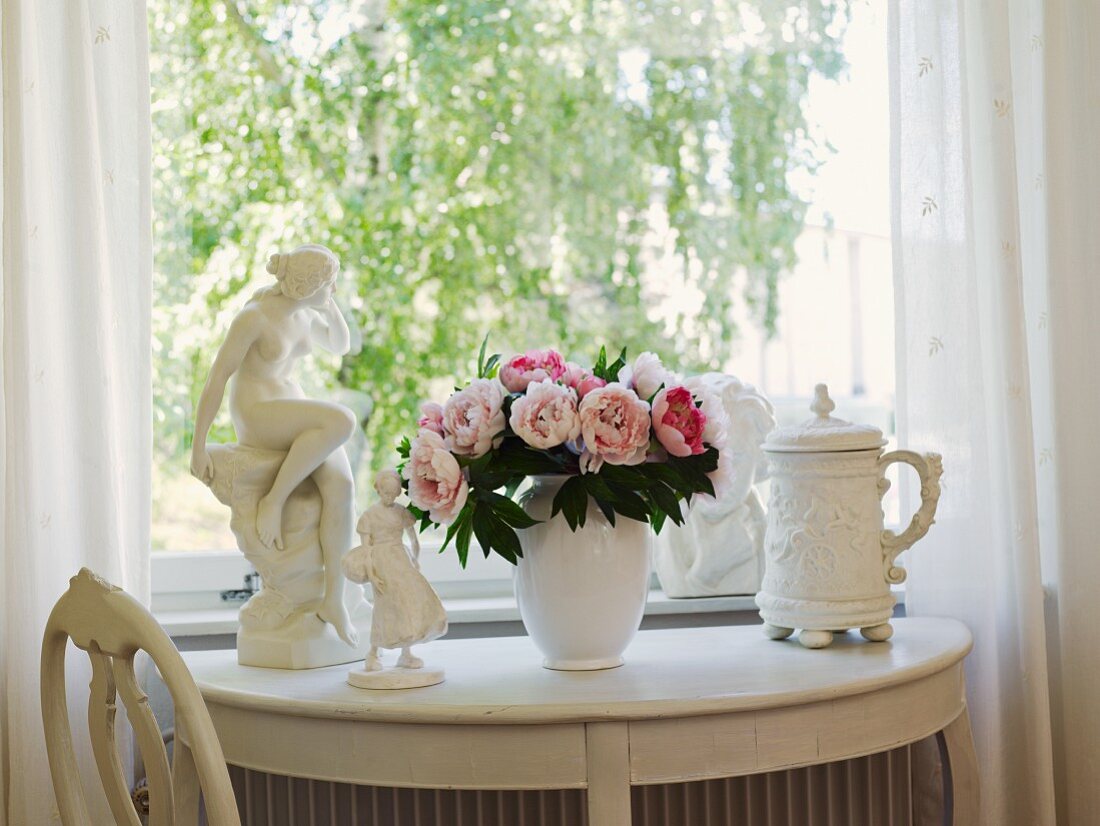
[150, 536, 518, 614]
[148, 3, 899, 625]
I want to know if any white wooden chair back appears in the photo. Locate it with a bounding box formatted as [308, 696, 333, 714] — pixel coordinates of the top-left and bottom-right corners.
[41, 568, 241, 826]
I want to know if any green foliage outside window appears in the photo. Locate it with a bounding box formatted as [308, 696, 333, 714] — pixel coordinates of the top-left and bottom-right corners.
[149, 0, 848, 541]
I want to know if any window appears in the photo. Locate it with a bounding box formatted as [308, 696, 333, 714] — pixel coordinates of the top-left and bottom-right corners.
[149, 1, 896, 603]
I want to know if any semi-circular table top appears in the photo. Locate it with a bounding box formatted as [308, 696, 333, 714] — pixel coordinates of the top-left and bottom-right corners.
[182, 617, 972, 726]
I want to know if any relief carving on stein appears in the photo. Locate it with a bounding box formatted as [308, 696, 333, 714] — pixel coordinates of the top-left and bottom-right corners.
[766, 490, 874, 593]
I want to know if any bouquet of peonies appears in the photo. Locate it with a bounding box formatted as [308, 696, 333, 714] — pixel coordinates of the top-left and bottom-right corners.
[397, 340, 730, 566]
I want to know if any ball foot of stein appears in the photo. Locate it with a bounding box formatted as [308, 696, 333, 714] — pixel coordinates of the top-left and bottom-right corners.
[860, 623, 894, 642]
[763, 623, 794, 640]
[799, 630, 834, 649]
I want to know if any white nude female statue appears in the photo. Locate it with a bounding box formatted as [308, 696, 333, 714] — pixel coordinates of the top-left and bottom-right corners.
[343, 470, 448, 688]
[190, 244, 359, 646]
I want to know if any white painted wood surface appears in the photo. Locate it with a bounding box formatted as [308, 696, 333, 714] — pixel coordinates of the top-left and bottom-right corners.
[40, 569, 240, 826]
[585, 723, 631, 826]
[180, 618, 978, 824]
[941, 705, 981, 825]
[183, 618, 971, 723]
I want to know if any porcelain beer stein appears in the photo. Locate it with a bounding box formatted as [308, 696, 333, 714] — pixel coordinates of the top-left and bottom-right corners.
[755, 384, 943, 649]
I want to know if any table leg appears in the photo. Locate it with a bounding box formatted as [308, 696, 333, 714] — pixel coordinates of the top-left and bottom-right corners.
[172, 724, 201, 825]
[938, 706, 980, 826]
[586, 721, 631, 826]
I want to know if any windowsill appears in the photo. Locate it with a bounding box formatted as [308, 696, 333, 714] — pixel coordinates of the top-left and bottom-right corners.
[158, 591, 761, 638]
[156, 588, 905, 639]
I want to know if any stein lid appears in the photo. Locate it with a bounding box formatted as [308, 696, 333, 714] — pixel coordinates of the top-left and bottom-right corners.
[763, 384, 886, 453]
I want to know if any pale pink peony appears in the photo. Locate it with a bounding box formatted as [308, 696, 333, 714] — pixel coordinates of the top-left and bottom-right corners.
[577, 383, 652, 473]
[417, 401, 445, 436]
[618, 351, 679, 400]
[651, 386, 707, 457]
[575, 374, 608, 399]
[402, 429, 469, 524]
[509, 379, 582, 450]
[499, 348, 568, 393]
[563, 361, 607, 398]
[442, 379, 506, 458]
[561, 361, 587, 388]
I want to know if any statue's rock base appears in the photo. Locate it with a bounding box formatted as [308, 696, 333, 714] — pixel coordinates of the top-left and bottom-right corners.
[237, 600, 374, 669]
[204, 442, 372, 669]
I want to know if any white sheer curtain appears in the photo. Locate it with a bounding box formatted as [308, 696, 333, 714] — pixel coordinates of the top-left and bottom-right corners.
[890, 1, 1099, 823]
[1, 1, 152, 823]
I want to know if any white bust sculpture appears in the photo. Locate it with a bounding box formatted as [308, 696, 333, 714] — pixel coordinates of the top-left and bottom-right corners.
[343, 470, 448, 689]
[654, 373, 776, 597]
[190, 244, 371, 668]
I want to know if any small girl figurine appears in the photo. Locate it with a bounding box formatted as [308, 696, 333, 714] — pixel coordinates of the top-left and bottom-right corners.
[342, 470, 448, 683]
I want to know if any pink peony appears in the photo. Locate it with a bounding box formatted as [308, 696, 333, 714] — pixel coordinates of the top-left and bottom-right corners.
[417, 401, 445, 436]
[619, 351, 678, 400]
[561, 361, 587, 388]
[683, 376, 729, 449]
[442, 379, 506, 458]
[402, 429, 469, 524]
[651, 386, 707, 457]
[509, 379, 582, 449]
[499, 348, 568, 393]
[575, 374, 607, 399]
[562, 360, 607, 398]
[577, 383, 652, 473]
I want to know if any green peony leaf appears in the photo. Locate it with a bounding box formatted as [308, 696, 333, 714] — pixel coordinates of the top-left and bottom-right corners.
[551, 475, 588, 531]
[441, 502, 475, 567]
[456, 511, 474, 568]
[494, 440, 567, 475]
[603, 481, 651, 523]
[472, 499, 523, 564]
[592, 496, 617, 527]
[650, 508, 668, 535]
[648, 482, 684, 526]
[476, 332, 490, 377]
[475, 488, 539, 529]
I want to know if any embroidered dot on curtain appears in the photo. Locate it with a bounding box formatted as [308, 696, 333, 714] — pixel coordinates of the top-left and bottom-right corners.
[889, 0, 1100, 823]
[0, 1, 153, 824]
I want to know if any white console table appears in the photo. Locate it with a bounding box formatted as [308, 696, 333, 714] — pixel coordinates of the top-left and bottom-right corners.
[175, 618, 978, 825]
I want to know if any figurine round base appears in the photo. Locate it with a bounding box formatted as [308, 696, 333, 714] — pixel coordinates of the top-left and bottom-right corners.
[347, 667, 445, 690]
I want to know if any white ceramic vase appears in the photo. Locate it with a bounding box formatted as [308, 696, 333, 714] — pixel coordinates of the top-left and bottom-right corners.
[515, 476, 652, 670]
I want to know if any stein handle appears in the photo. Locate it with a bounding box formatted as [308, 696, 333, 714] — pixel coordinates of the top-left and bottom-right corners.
[878, 450, 943, 585]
